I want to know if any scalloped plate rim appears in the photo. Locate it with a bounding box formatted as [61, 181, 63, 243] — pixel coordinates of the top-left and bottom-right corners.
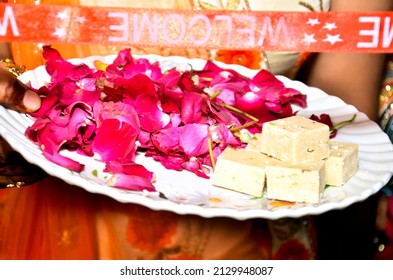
[0, 53, 392, 220]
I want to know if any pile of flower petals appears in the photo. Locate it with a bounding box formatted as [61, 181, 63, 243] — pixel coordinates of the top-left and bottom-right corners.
[25, 46, 307, 192]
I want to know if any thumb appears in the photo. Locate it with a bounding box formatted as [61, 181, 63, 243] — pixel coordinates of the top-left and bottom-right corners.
[0, 66, 41, 113]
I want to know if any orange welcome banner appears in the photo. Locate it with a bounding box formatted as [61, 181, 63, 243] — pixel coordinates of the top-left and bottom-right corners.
[0, 3, 393, 53]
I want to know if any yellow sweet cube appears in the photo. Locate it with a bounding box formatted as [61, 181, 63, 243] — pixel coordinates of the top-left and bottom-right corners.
[325, 141, 358, 186]
[259, 115, 330, 164]
[266, 160, 325, 204]
[212, 147, 280, 197]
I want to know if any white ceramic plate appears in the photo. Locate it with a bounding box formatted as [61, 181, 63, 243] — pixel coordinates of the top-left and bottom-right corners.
[1, 54, 393, 220]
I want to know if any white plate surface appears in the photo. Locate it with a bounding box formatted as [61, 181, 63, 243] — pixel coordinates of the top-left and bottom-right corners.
[1, 54, 393, 220]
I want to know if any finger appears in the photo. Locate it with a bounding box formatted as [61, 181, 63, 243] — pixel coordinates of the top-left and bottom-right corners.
[0, 67, 41, 113]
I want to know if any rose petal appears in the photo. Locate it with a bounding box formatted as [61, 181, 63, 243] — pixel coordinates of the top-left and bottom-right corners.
[107, 174, 155, 192]
[179, 124, 209, 157]
[93, 119, 139, 162]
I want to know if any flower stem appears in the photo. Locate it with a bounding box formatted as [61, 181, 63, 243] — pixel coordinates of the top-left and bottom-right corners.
[210, 89, 222, 99]
[207, 137, 216, 170]
[209, 89, 259, 132]
[331, 114, 357, 134]
[222, 103, 259, 131]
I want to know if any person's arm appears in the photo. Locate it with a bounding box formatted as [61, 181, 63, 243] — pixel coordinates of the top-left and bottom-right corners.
[298, 0, 393, 122]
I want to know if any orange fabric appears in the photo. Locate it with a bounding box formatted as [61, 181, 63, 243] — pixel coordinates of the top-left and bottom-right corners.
[125, 209, 178, 252]
[0, 177, 97, 259]
[92, 195, 275, 260]
[214, 50, 263, 69]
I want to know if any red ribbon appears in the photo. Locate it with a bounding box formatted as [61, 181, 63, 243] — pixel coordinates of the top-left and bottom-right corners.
[0, 3, 392, 53]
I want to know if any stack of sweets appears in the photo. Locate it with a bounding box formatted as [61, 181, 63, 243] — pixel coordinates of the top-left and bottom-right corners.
[212, 115, 358, 204]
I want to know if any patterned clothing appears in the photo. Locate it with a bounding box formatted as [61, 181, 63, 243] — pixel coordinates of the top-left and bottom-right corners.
[375, 55, 393, 259]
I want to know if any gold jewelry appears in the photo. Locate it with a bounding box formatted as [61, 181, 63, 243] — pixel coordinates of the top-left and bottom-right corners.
[0, 58, 26, 77]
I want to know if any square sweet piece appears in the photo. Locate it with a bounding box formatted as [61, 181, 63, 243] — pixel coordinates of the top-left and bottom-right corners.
[266, 160, 325, 204]
[245, 133, 263, 153]
[325, 141, 358, 186]
[212, 147, 280, 197]
[259, 115, 330, 164]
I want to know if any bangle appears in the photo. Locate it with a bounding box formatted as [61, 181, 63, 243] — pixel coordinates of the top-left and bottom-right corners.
[0, 58, 26, 77]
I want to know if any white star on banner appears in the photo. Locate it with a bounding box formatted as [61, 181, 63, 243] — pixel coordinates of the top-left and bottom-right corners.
[53, 27, 67, 38]
[306, 18, 320, 26]
[303, 33, 317, 46]
[56, 10, 69, 20]
[323, 22, 337, 31]
[323, 34, 344, 45]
